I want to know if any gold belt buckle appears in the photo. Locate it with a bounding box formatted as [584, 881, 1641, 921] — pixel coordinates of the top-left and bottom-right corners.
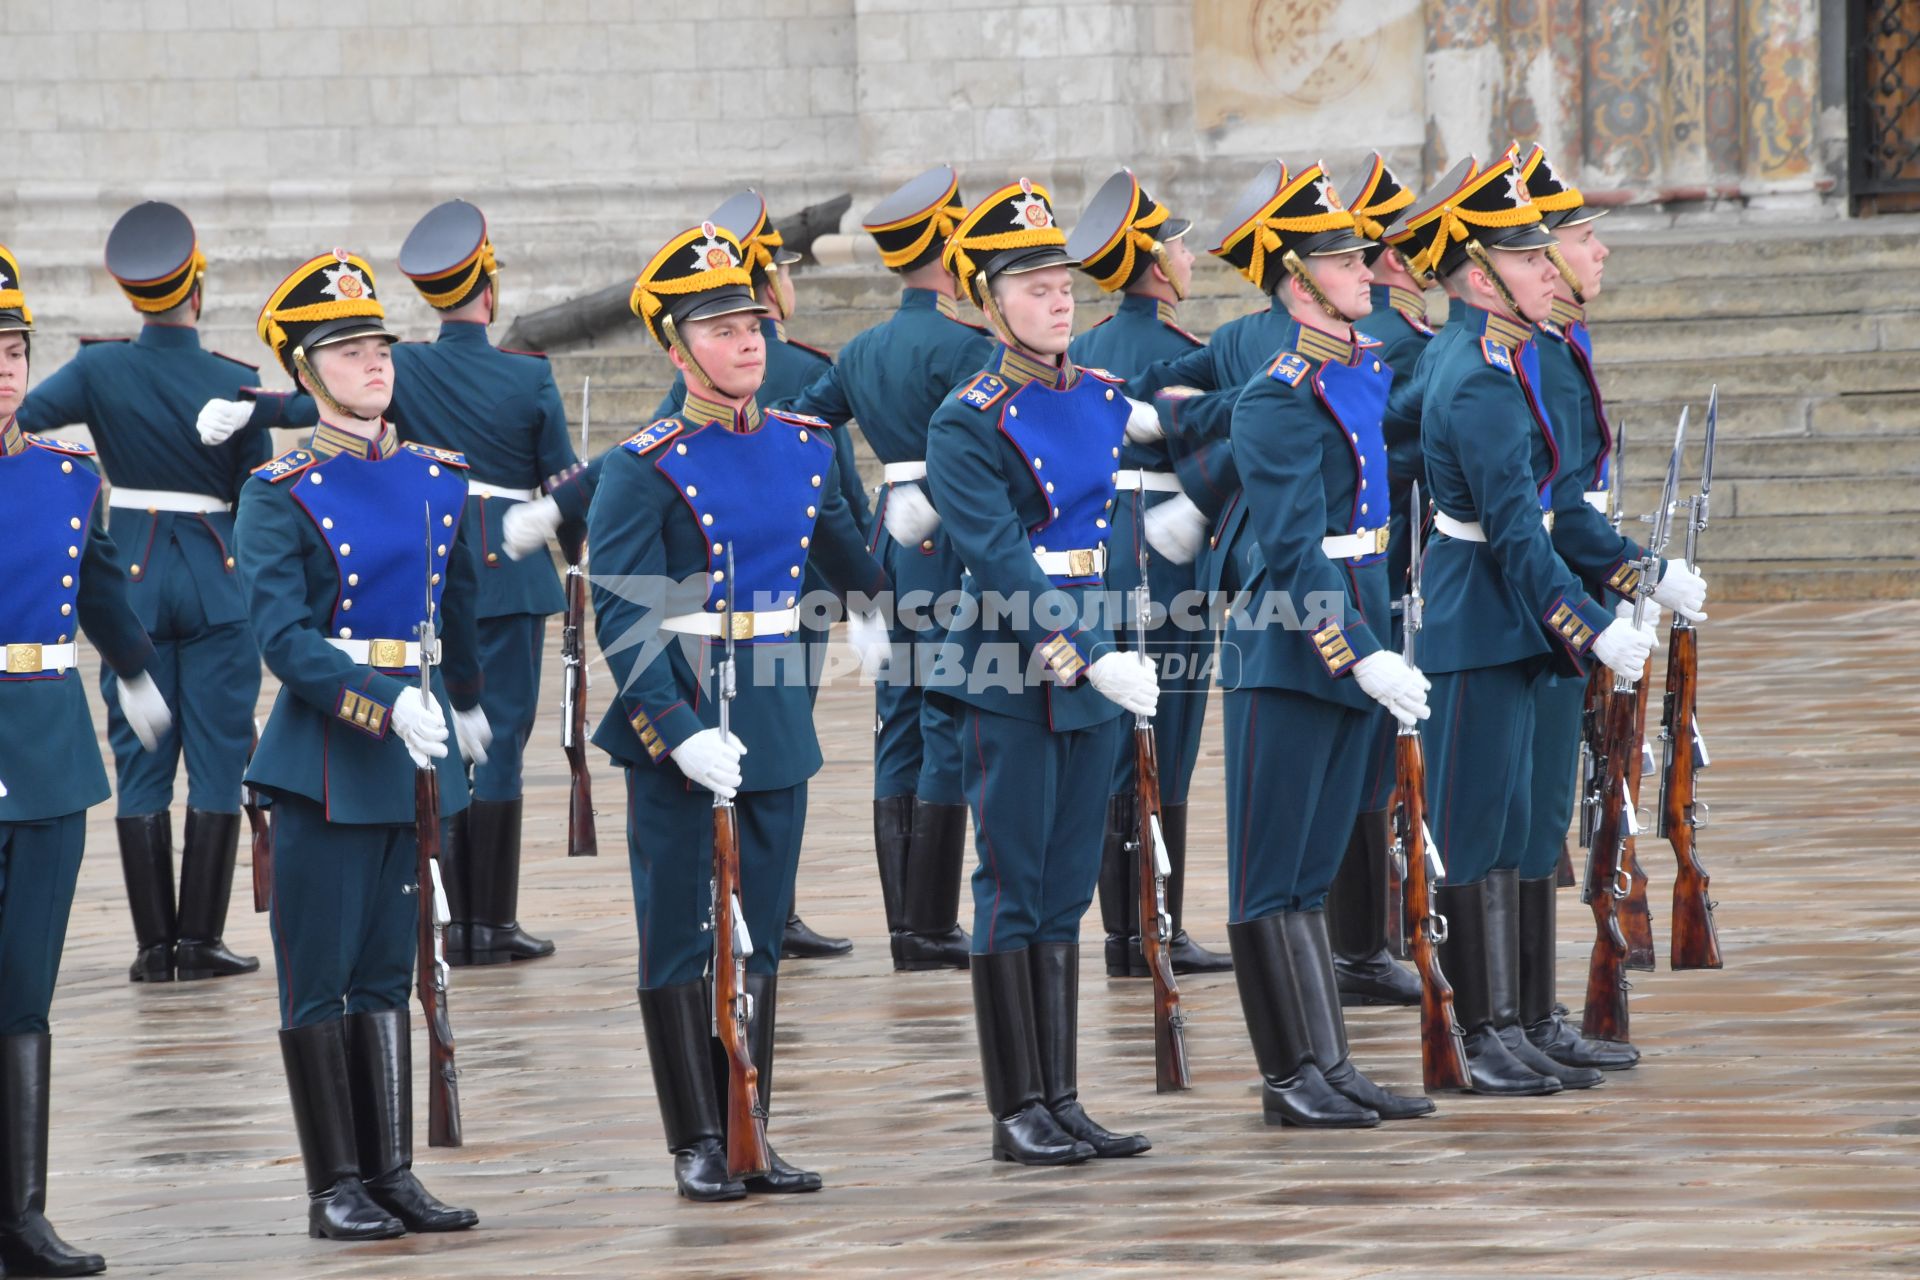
[1067, 549, 1096, 577]
[730, 611, 756, 641]
[369, 638, 408, 668]
[6, 643, 42, 674]
[1372, 526, 1390, 553]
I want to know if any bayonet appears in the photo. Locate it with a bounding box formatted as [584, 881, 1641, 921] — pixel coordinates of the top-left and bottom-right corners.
[581, 375, 591, 452]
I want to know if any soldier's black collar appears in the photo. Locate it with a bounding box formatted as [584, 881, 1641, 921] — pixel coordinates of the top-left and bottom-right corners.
[135, 323, 201, 350]
[991, 342, 1074, 392]
[0, 416, 23, 457]
[1548, 296, 1585, 329]
[682, 388, 763, 433]
[310, 419, 401, 461]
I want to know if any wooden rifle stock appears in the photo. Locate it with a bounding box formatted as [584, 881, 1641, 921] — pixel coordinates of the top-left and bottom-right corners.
[1618, 675, 1657, 970]
[1134, 724, 1191, 1092]
[415, 764, 462, 1147]
[1580, 686, 1638, 1044]
[1660, 624, 1723, 970]
[712, 801, 771, 1177]
[562, 563, 597, 856]
[1393, 730, 1471, 1092]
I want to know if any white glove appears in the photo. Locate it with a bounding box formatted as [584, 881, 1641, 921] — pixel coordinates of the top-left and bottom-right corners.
[196, 398, 253, 446]
[881, 481, 941, 546]
[1124, 396, 1165, 445]
[1087, 650, 1160, 717]
[672, 727, 747, 799]
[392, 686, 450, 769]
[1651, 559, 1708, 622]
[846, 609, 892, 680]
[1352, 650, 1431, 727]
[1143, 493, 1208, 565]
[502, 495, 563, 561]
[117, 671, 173, 752]
[1592, 617, 1656, 681]
[453, 705, 492, 766]
[1615, 598, 1664, 642]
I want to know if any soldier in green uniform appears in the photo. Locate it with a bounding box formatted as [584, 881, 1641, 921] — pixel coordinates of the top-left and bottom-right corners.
[1517, 143, 1708, 1069]
[1, 244, 172, 1278]
[1065, 168, 1231, 980]
[1392, 155, 1656, 1096]
[19, 202, 267, 985]
[236, 251, 484, 1240]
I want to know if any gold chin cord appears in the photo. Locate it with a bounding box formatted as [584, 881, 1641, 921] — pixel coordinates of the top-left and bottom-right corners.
[975, 269, 1022, 352]
[661, 313, 718, 394]
[770, 266, 794, 322]
[1463, 241, 1531, 325]
[485, 266, 501, 324]
[1281, 249, 1353, 326]
[293, 345, 355, 422]
[1544, 242, 1587, 306]
[1149, 239, 1186, 302]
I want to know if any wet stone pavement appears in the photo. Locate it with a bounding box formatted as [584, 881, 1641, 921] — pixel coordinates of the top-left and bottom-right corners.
[37, 601, 1920, 1277]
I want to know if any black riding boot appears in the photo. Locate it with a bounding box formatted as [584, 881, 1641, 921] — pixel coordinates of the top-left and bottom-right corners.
[1435, 880, 1562, 1096]
[638, 982, 745, 1202]
[1096, 792, 1140, 977]
[1225, 915, 1379, 1127]
[1328, 808, 1419, 1005]
[344, 1009, 478, 1231]
[462, 798, 554, 964]
[278, 1020, 404, 1240]
[0, 1035, 106, 1276]
[117, 812, 175, 983]
[971, 950, 1093, 1164]
[1486, 870, 1602, 1088]
[1031, 943, 1149, 1157]
[738, 973, 822, 1193]
[1283, 911, 1433, 1119]
[873, 795, 914, 960]
[896, 800, 969, 970]
[439, 806, 475, 966]
[781, 912, 852, 959]
[174, 809, 260, 980]
[1518, 874, 1639, 1069]
[1159, 804, 1233, 975]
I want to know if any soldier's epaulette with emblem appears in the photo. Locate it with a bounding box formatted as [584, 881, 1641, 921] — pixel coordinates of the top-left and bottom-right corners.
[1085, 314, 1115, 331]
[768, 409, 831, 430]
[403, 441, 469, 468]
[622, 419, 684, 455]
[957, 373, 1009, 411]
[77, 336, 129, 346]
[23, 433, 94, 457]
[252, 449, 316, 483]
[1354, 331, 1383, 349]
[1402, 311, 1436, 337]
[210, 350, 259, 372]
[1161, 317, 1203, 346]
[1480, 338, 1515, 374]
[783, 336, 835, 364]
[1079, 365, 1123, 384]
[1268, 352, 1311, 387]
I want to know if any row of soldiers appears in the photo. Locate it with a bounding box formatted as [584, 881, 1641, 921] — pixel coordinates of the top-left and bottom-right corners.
[0, 135, 1714, 1267]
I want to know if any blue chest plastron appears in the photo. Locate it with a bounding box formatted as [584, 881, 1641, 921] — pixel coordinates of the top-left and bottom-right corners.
[648, 414, 833, 631]
[1310, 355, 1393, 564]
[288, 445, 468, 669]
[997, 375, 1128, 585]
[0, 439, 100, 669]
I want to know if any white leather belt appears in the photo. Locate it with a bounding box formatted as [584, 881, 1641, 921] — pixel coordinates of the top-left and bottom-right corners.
[1433, 510, 1554, 542]
[1034, 547, 1107, 576]
[4, 642, 77, 674]
[661, 607, 800, 640]
[327, 637, 433, 667]
[468, 481, 537, 502]
[1114, 469, 1182, 493]
[1321, 527, 1390, 559]
[1584, 489, 1609, 514]
[108, 487, 228, 514]
[882, 461, 928, 483]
